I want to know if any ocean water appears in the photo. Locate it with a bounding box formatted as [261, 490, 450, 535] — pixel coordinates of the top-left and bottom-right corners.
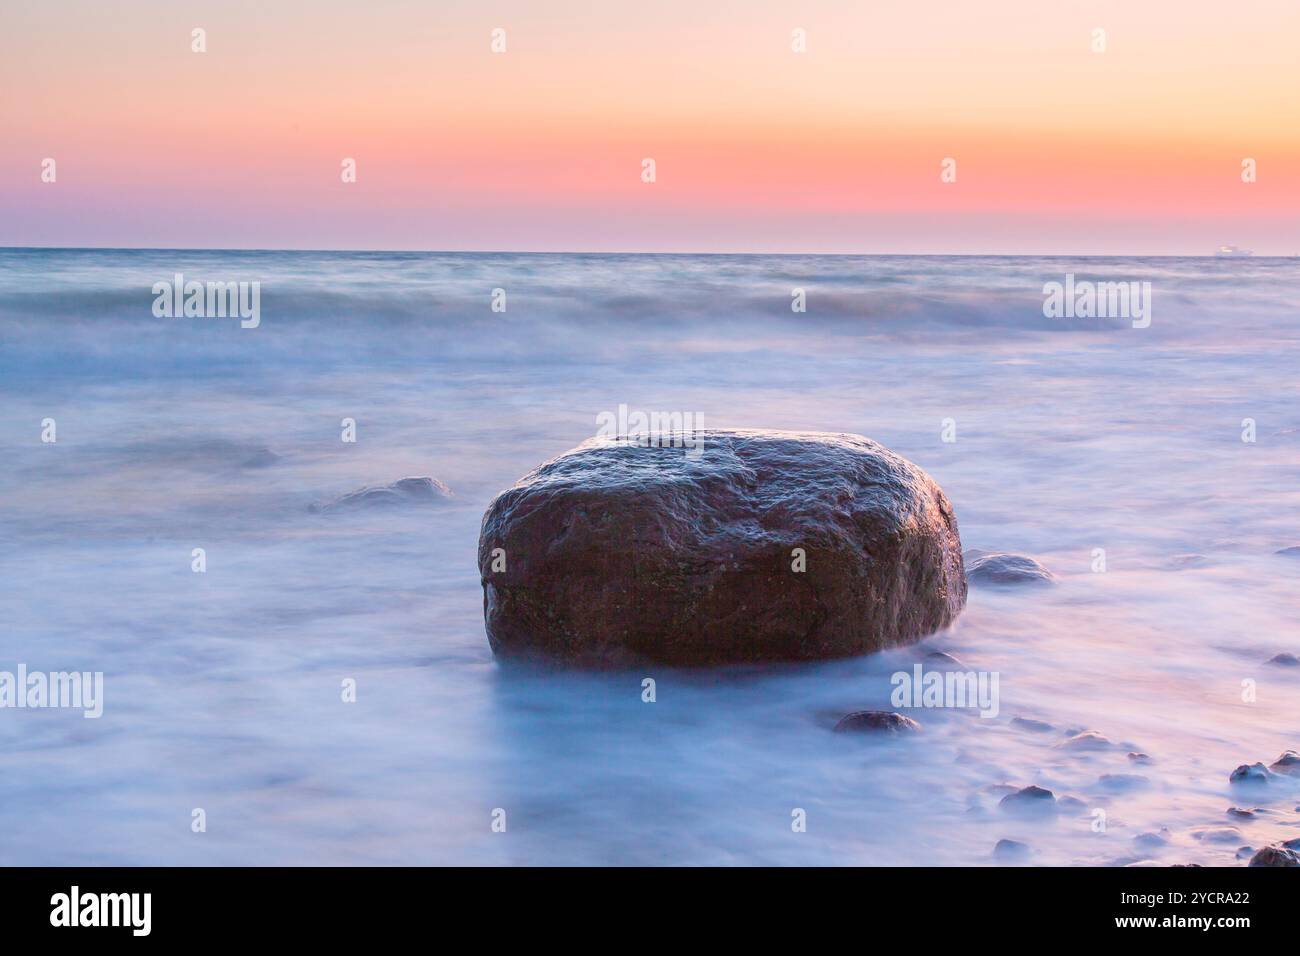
[1, 249, 1297, 866]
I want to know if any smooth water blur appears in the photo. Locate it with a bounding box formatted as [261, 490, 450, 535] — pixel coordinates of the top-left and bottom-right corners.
[1, 249, 1297, 865]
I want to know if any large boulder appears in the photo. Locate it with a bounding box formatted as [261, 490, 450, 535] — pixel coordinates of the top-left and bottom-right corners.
[477, 430, 966, 665]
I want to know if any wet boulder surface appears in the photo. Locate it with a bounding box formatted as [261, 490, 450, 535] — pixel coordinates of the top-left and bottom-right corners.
[477, 430, 966, 665]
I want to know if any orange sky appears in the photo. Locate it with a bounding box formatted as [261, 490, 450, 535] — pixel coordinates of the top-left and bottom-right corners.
[3, 0, 1298, 253]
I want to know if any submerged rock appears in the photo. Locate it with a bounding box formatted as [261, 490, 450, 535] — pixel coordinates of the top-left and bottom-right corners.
[1058, 730, 1113, 752]
[833, 711, 921, 734]
[1266, 653, 1299, 666]
[1134, 830, 1170, 851]
[1229, 762, 1274, 785]
[964, 550, 1054, 586]
[1190, 826, 1242, 844]
[1248, 846, 1300, 867]
[478, 430, 966, 665]
[924, 650, 964, 667]
[1000, 785, 1057, 814]
[1275, 546, 1300, 558]
[1270, 751, 1300, 775]
[1010, 716, 1053, 733]
[994, 838, 1031, 860]
[241, 447, 281, 469]
[312, 476, 452, 513]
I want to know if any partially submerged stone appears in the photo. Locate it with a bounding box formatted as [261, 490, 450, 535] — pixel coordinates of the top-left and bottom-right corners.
[964, 550, 1053, 586]
[1249, 846, 1300, 867]
[1190, 826, 1242, 844]
[924, 650, 964, 667]
[1270, 750, 1300, 775]
[1229, 762, 1274, 785]
[994, 838, 1031, 860]
[832, 710, 921, 734]
[313, 476, 452, 513]
[478, 430, 966, 665]
[1000, 785, 1057, 814]
[1010, 716, 1053, 733]
[1134, 831, 1170, 851]
[1058, 730, 1113, 751]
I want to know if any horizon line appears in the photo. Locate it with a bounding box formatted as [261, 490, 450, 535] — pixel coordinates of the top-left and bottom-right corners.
[3, 245, 1297, 259]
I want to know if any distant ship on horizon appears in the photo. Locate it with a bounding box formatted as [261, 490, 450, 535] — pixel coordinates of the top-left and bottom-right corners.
[1215, 245, 1254, 257]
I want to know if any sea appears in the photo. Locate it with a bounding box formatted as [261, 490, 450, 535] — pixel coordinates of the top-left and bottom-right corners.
[1, 249, 1297, 865]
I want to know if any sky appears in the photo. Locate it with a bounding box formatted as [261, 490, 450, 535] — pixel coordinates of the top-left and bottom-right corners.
[3, 0, 1299, 254]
